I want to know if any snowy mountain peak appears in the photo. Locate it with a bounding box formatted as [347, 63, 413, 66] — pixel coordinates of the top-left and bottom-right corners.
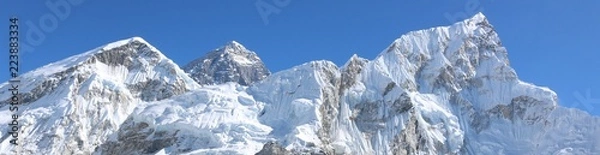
[209, 41, 261, 64]
[348, 54, 362, 61]
[16, 36, 173, 81]
[468, 12, 487, 23]
[0, 36, 200, 154]
[183, 41, 270, 86]
[100, 36, 159, 55]
[223, 40, 246, 50]
[343, 54, 368, 68]
[124, 36, 148, 44]
[214, 40, 252, 57]
[0, 36, 200, 104]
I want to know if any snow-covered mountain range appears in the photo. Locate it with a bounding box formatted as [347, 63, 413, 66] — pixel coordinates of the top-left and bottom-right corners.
[1, 13, 599, 155]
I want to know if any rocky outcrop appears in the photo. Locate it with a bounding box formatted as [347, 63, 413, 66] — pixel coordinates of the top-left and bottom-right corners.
[0, 37, 200, 154]
[255, 142, 292, 155]
[183, 41, 270, 86]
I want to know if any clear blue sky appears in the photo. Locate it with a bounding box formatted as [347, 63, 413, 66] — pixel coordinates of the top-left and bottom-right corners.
[1, 0, 599, 115]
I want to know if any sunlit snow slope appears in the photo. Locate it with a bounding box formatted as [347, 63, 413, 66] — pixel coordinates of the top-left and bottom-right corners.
[0, 37, 201, 154]
[0, 13, 599, 155]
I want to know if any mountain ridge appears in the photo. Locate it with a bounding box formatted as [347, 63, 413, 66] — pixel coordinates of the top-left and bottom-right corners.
[0, 12, 598, 155]
[0, 36, 200, 154]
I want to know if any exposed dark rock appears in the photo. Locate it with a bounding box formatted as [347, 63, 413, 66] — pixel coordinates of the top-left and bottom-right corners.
[487, 95, 555, 125]
[255, 142, 292, 155]
[339, 55, 368, 95]
[183, 41, 270, 86]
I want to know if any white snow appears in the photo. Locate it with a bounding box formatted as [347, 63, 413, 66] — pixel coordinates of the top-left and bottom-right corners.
[0, 36, 200, 154]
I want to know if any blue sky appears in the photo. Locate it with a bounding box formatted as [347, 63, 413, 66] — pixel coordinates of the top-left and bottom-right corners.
[1, 0, 599, 115]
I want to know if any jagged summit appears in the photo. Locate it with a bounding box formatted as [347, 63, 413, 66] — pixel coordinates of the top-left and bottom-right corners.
[380, 12, 506, 76]
[391, 12, 492, 43]
[466, 12, 487, 23]
[208, 40, 253, 58]
[222, 40, 245, 50]
[342, 54, 368, 68]
[183, 41, 270, 86]
[90, 36, 159, 56]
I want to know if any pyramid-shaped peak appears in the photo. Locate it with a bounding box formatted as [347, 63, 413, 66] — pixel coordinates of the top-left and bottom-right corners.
[9, 35, 200, 100]
[472, 12, 486, 20]
[342, 54, 369, 70]
[346, 54, 368, 64]
[219, 40, 248, 52]
[350, 54, 364, 60]
[97, 36, 166, 60]
[227, 40, 242, 46]
[183, 40, 270, 86]
[462, 12, 489, 25]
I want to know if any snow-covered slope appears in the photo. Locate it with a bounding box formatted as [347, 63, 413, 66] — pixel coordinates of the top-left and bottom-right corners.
[0, 37, 200, 154]
[97, 83, 273, 154]
[1, 12, 599, 155]
[322, 12, 600, 154]
[248, 60, 342, 154]
[183, 41, 271, 86]
[241, 12, 599, 154]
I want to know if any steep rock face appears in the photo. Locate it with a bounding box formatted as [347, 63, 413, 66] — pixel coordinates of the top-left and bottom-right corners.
[0, 37, 200, 154]
[324, 12, 563, 154]
[247, 60, 342, 154]
[183, 41, 271, 86]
